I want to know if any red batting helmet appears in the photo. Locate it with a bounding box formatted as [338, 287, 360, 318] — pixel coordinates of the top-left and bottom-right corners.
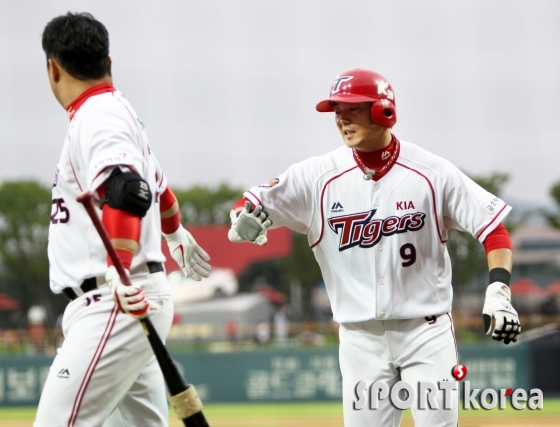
[316, 69, 397, 128]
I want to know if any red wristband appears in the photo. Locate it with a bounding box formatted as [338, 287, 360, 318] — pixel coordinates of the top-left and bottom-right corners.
[233, 197, 252, 211]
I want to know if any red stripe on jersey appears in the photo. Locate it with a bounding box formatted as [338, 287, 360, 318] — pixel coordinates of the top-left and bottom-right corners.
[246, 191, 263, 206]
[476, 205, 508, 240]
[446, 313, 459, 364]
[113, 93, 145, 143]
[67, 135, 84, 191]
[395, 162, 447, 244]
[310, 166, 359, 249]
[67, 306, 119, 426]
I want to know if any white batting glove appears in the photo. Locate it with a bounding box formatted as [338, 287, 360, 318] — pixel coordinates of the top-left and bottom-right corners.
[106, 266, 150, 319]
[482, 282, 521, 344]
[228, 201, 272, 246]
[163, 226, 211, 281]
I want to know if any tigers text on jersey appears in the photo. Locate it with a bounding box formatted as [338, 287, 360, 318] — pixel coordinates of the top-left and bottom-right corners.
[49, 88, 167, 293]
[244, 140, 511, 323]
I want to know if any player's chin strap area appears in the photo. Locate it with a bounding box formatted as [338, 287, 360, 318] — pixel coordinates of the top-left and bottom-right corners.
[482, 268, 521, 345]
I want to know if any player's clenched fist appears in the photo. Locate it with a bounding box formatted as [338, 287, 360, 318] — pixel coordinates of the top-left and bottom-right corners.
[106, 266, 150, 319]
[228, 201, 272, 246]
[163, 226, 211, 281]
[482, 282, 521, 344]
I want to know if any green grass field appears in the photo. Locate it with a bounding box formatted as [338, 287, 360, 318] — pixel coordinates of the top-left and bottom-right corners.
[2, 399, 559, 426]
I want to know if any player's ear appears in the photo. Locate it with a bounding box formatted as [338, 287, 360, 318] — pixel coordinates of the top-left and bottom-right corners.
[47, 58, 61, 83]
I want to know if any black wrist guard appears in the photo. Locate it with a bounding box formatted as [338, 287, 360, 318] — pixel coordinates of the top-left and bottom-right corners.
[489, 268, 511, 286]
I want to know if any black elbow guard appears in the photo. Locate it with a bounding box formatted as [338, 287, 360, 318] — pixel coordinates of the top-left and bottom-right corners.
[102, 169, 152, 217]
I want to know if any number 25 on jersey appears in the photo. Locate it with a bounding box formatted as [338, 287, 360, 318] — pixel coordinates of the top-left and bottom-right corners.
[51, 198, 70, 224]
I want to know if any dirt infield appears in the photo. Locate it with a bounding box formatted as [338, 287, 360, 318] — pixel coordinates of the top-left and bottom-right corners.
[4, 413, 559, 426]
[4, 403, 558, 426]
[167, 414, 560, 427]
[169, 416, 342, 427]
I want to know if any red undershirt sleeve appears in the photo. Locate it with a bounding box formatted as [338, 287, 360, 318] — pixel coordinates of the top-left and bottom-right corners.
[482, 223, 512, 254]
[98, 183, 141, 270]
[159, 186, 181, 234]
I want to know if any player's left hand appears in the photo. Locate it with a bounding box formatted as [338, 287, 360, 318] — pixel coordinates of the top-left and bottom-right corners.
[163, 226, 211, 281]
[482, 282, 521, 344]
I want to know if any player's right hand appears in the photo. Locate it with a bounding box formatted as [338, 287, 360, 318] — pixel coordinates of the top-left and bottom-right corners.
[106, 266, 150, 319]
[228, 201, 272, 246]
[482, 282, 521, 344]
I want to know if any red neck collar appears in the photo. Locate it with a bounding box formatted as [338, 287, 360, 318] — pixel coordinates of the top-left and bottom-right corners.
[66, 82, 115, 120]
[352, 135, 400, 181]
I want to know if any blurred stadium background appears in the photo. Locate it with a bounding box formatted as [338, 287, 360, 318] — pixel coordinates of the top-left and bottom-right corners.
[1, 2, 560, 423]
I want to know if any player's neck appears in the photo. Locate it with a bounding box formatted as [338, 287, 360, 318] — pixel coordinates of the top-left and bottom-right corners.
[354, 128, 392, 153]
[58, 75, 113, 110]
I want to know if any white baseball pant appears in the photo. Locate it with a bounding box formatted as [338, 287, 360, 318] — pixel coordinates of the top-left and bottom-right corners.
[339, 314, 459, 427]
[34, 270, 174, 427]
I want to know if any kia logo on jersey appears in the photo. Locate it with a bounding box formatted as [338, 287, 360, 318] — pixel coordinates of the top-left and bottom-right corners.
[327, 209, 426, 251]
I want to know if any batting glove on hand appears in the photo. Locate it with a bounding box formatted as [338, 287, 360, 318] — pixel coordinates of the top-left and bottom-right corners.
[163, 226, 211, 281]
[228, 201, 272, 246]
[106, 266, 150, 319]
[482, 282, 521, 344]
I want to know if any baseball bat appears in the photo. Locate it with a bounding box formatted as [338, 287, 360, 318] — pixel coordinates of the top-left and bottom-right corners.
[77, 191, 209, 427]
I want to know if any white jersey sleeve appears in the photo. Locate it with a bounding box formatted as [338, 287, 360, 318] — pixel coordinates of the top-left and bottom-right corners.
[70, 104, 147, 200]
[243, 158, 320, 234]
[439, 160, 511, 242]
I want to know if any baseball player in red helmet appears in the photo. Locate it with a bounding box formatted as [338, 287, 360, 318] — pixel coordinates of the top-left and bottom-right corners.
[228, 69, 520, 426]
[34, 12, 210, 427]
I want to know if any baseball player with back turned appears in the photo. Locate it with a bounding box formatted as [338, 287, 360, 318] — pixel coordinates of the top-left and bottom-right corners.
[228, 69, 521, 426]
[34, 12, 211, 427]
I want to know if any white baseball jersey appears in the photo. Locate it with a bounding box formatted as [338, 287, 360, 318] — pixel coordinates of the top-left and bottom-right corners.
[48, 85, 167, 293]
[244, 139, 511, 323]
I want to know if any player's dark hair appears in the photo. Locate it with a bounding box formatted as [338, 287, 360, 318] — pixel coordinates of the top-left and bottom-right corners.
[42, 12, 111, 80]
